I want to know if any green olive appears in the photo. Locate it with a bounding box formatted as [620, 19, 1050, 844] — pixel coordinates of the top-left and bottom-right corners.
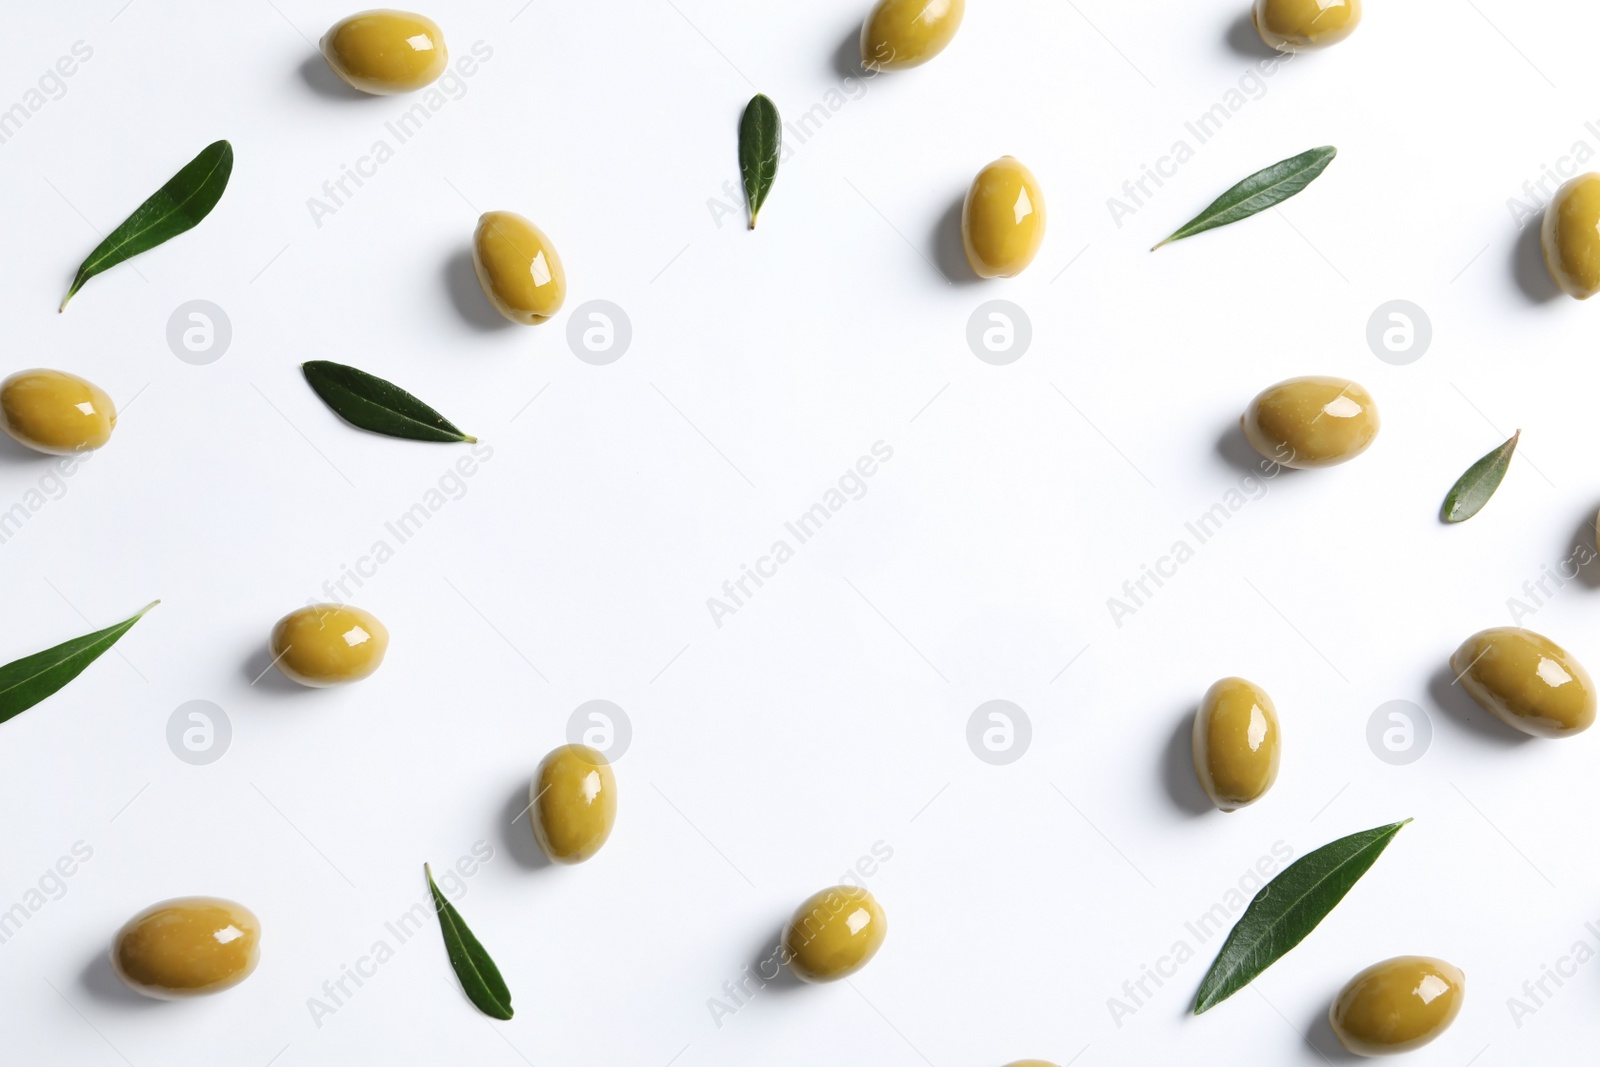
[1450, 627, 1595, 738]
[860, 0, 964, 70]
[1253, 0, 1361, 52]
[1241, 376, 1379, 469]
[1330, 956, 1464, 1056]
[782, 885, 887, 982]
[472, 211, 568, 325]
[269, 604, 389, 687]
[1192, 677, 1280, 812]
[112, 897, 261, 998]
[320, 10, 448, 95]
[961, 156, 1046, 279]
[0, 369, 116, 455]
[530, 744, 617, 864]
[1542, 173, 1600, 299]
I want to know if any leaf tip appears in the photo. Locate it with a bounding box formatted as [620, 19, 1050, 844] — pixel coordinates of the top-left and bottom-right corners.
[461, 434, 478, 444]
[137, 600, 161, 617]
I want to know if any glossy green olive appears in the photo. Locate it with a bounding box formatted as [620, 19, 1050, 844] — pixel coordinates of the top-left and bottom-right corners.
[112, 897, 261, 998]
[1330, 956, 1464, 1057]
[783, 884, 886, 981]
[962, 156, 1046, 279]
[1542, 173, 1600, 299]
[1193, 677, 1280, 812]
[321, 10, 448, 95]
[269, 604, 389, 687]
[1450, 627, 1595, 738]
[530, 744, 617, 864]
[860, 0, 964, 70]
[1242, 376, 1379, 469]
[0, 369, 115, 455]
[1253, 0, 1361, 52]
[472, 211, 567, 325]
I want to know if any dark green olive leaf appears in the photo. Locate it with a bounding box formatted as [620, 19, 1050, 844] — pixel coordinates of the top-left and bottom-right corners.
[739, 94, 781, 229]
[426, 863, 513, 1020]
[1442, 431, 1519, 524]
[1193, 819, 1411, 1014]
[60, 140, 233, 311]
[302, 361, 476, 443]
[0, 602, 159, 727]
[1153, 146, 1337, 250]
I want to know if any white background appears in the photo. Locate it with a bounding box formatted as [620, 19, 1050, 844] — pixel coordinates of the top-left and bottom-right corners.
[0, 0, 1597, 1063]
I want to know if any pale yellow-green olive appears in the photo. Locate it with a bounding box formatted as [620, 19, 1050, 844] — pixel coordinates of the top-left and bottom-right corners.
[782, 885, 887, 982]
[1450, 627, 1596, 738]
[0, 369, 115, 455]
[320, 10, 448, 95]
[472, 211, 567, 325]
[962, 156, 1046, 279]
[1330, 956, 1464, 1057]
[112, 897, 261, 999]
[530, 744, 617, 864]
[1542, 173, 1600, 299]
[269, 604, 389, 687]
[1192, 677, 1280, 811]
[1253, 0, 1361, 52]
[1242, 376, 1379, 469]
[860, 0, 965, 70]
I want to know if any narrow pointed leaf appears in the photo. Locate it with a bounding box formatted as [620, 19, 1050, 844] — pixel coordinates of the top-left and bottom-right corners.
[1442, 431, 1519, 523]
[739, 94, 781, 229]
[61, 140, 233, 310]
[426, 864, 513, 1020]
[1153, 146, 1336, 250]
[302, 361, 476, 443]
[1193, 819, 1411, 1014]
[0, 602, 159, 726]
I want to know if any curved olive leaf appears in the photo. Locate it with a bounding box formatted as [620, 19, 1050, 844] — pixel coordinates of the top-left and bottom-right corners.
[1193, 819, 1411, 1014]
[0, 602, 159, 726]
[739, 94, 781, 229]
[302, 361, 476, 443]
[61, 140, 233, 310]
[1442, 431, 1519, 524]
[426, 864, 513, 1020]
[1153, 146, 1336, 250]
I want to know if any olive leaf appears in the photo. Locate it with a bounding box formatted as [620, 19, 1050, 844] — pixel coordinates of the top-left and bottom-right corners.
[739, 94, 781, 229]
[1442, 431, 1519, 524]
[302, 361, 476, 443]
[0, 602, 158, 727]
[1153, 146, 1336, 250]
[426, 863, 513, 1020]
[1193, 819, 1411, 1014]
[60, 140, 233, 311]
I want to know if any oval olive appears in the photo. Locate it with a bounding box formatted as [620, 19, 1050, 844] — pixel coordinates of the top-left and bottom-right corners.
[1192, 677, 1280, 812]
[269, 604, 389, 687]
[0, 369, 116, 455]
[530, 744, 617, 864]
[961, 156, 1046, 279]
[112, 896, 261, 998]
[860, 0, 964, 70]
[472, 211, 568, 325]
[782, 884, 887, 982]
[1450, 627, 1595, 738]
[1542, 173, 1600, 299]
[320, 10, 448, 95]
[1330, 956, 1464, 1056]
[1241, 376, 1379, 469]
[1253, 0, 1361, 52]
